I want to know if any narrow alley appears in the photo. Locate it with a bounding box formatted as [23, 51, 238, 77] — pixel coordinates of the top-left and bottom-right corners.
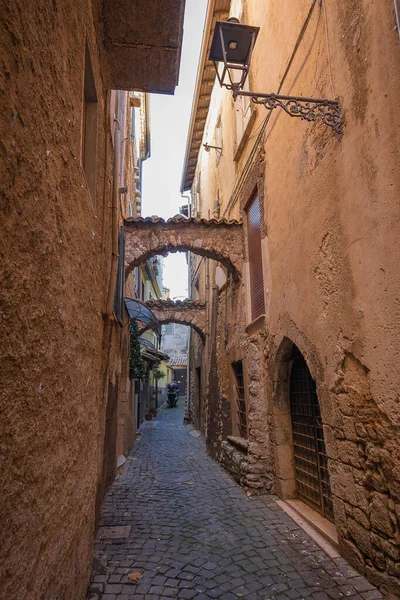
[2, 1, 400, 599]
[88, 403, 382, 600]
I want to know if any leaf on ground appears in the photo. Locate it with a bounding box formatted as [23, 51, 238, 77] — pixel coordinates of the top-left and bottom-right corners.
[128, 572, 143, 582]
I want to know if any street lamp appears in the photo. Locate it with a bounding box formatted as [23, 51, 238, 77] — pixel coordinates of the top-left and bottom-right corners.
[209, 19, 342, 134]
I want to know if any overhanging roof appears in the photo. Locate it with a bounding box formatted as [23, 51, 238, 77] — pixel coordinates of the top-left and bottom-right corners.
[125, 298, 160, 334]
[139, 337, 157, 351]
[180, 0, 231, 193]
[103, 0, 186, 93]
[139, 338, 170, 361]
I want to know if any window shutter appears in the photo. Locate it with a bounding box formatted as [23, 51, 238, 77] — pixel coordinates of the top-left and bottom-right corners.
[247, 195, 265, 320]
[113, 227, 125, 325]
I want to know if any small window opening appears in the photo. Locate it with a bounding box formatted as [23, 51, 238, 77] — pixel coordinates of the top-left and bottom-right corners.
[246, 194, 265, 321]
[82, 43, 98, 204]
[232, 360, 248, 438]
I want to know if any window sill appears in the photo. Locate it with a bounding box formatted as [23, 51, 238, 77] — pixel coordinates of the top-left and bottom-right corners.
[227, 435, 249, 453]
[245, 314, 265, 335]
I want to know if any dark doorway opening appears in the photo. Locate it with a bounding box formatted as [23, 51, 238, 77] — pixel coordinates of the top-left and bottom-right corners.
[173, 368, 187, 395]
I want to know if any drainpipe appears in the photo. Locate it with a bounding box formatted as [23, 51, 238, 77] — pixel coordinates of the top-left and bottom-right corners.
[105, 119, 121, 317]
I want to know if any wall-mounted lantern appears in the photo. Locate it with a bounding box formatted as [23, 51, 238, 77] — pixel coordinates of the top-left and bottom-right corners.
[209, 18, 342, 134]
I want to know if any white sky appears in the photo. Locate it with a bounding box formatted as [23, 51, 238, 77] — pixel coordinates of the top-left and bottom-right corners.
[142, 0, 208, 298]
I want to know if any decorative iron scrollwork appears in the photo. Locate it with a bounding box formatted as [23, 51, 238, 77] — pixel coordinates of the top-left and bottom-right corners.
[233, 89, 343, 134]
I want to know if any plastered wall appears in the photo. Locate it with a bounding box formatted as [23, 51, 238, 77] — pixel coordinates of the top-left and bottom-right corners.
[188, 1, 400, 595]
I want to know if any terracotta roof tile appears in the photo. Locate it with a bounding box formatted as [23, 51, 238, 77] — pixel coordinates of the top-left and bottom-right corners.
[124, 215, 241, 226]
[145, 299, 206, 309]
[167, 354, 188, 367]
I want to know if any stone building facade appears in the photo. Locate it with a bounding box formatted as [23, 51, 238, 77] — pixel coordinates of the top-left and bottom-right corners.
[180, 0, 400, 597]
[0, 1, 185, 599]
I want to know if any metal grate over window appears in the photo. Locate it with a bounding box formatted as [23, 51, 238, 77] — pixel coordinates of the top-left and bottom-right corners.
[289, 348, 334, 523]
[246, 194, 265, 321]
[232, 360, 248, 439]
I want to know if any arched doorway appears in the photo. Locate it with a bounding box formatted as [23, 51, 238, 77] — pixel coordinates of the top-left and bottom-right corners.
[289, 345, 334, 522]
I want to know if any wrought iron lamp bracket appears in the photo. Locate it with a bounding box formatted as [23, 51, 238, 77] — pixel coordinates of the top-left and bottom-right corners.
[232, 86, 342, 135]
[203, 143, 223, 156]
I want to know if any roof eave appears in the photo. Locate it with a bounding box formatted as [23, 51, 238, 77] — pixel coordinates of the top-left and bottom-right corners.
[180, 0, 230, 194]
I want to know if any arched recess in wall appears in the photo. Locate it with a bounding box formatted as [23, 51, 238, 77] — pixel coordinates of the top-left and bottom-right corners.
[140, 318, 206, 343]
[271, 336, 335, 524]
[126, 244, 241, 282]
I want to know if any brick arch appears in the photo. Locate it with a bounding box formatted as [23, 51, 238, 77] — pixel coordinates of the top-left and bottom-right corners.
[140, 300, 207, 342]
[124, 216, 244, 280]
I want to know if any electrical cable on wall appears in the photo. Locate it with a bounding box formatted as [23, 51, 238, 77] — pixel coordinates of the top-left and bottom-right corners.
[322, 0, 335, 97]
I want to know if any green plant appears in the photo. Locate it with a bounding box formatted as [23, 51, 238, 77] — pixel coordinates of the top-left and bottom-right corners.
[153, 368, 166, 381]
[129, 320, 145, 380]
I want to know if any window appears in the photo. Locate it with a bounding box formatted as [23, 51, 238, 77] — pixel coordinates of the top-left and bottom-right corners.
[246, 194, 265, 321]
[82, 43, 98, 203]
[165, 323, 174, 334]
[113, 227, 125, 325]
[232, 360, 248, 438]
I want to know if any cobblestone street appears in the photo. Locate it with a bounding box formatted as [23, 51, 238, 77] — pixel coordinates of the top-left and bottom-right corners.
[88, 402, 383, 600]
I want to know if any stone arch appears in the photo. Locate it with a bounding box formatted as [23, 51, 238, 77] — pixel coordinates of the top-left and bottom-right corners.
[270, 332, 334, 512]
[124, 216, 244, 281]
[140, 300, 207, 342]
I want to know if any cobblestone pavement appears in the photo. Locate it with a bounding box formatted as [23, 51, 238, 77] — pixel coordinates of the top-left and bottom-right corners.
[88, 401, 383, 600]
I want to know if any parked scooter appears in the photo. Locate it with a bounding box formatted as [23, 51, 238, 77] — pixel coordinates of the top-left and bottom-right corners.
[166, 390, 178, 408]
[166, 381, 179, 408]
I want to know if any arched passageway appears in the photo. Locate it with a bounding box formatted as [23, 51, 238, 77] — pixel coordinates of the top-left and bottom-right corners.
[124, 216, 244, 281]
[139, 299, 207, 342]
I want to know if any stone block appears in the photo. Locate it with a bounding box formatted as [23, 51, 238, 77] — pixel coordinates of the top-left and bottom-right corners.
[248, 380, 260, 395]
[339, 537, 365, 572]
[348, 518, 373, 556]
[365, 565, 400, 599]
[332, 497, 347, 533]
[338, 440, 363, 468]
[330, 464, 358, 505]
[342, 416, 358, 442]
[355, 485, 370, 513]
[370, 532, 400, 560]
[369, 493, 394, 537]
[275, 444, 294, 480]
[372, 548, 386, 571]
[353, 507, 370, 530]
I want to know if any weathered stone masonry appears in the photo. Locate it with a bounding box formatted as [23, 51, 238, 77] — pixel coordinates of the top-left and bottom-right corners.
[144, 299, 207, 342]
[124, 216, 244, 281]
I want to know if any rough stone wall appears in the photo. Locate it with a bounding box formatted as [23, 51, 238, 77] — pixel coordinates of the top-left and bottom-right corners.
[330, 353, 400, 596]
[0, 3, 126, 598]
[186, 0, 400, 596]
[211, 282, 274, 492]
